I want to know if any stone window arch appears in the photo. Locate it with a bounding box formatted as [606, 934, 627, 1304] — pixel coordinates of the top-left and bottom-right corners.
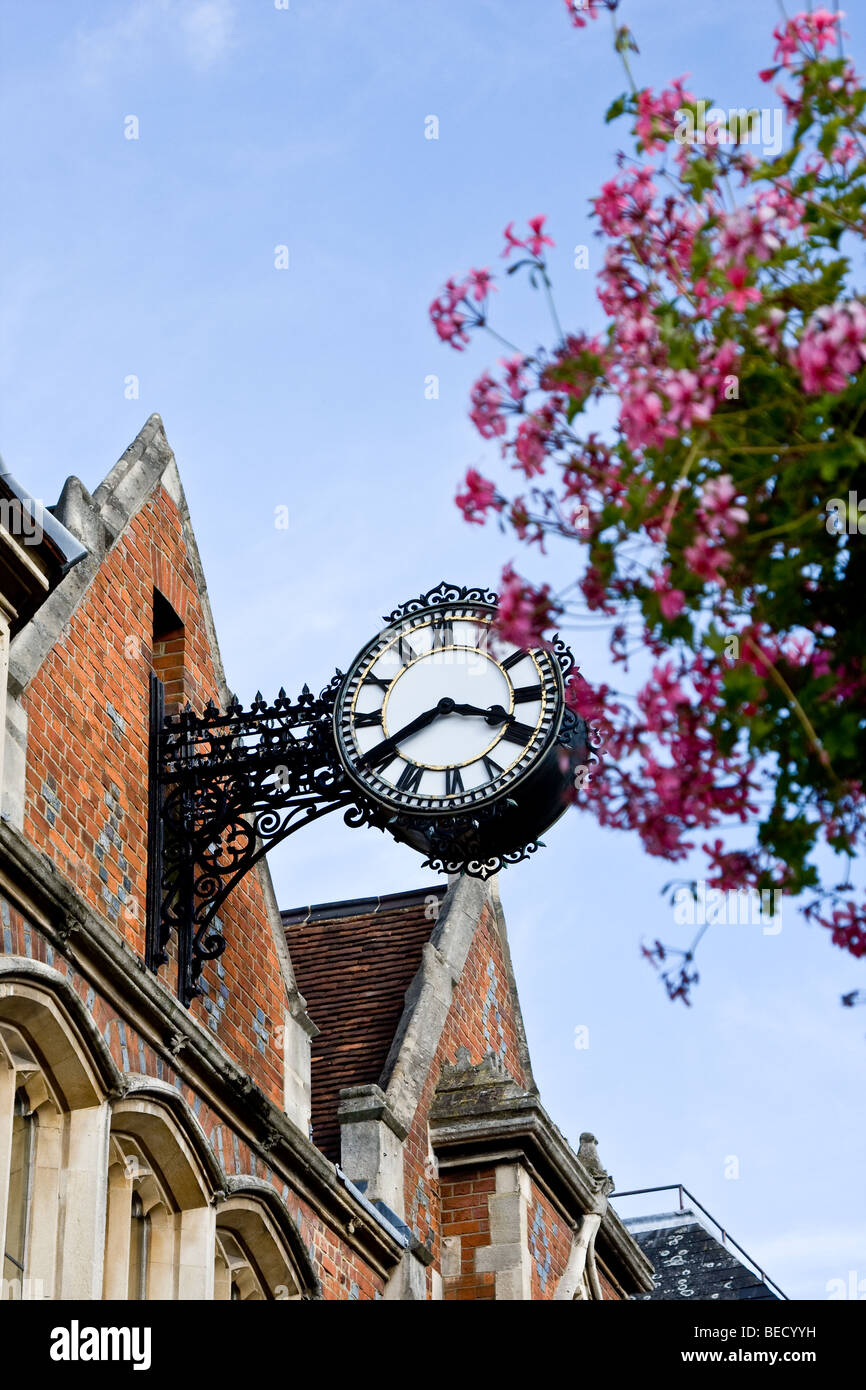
[103, 1089, 222, 1300]
[103, 1129, 178, 1301]
[0, 970, 117, 1300]
[215, 1184, 321, 1301]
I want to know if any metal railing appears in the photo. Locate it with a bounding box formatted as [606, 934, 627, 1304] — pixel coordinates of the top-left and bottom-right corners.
[611, 1183, 788, 1300]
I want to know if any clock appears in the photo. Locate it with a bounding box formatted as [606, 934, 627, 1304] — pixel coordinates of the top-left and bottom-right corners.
[332, 583, 588, 873]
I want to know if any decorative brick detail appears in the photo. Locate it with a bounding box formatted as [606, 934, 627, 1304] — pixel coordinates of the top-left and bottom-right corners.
[528, 1182, 572, 1299]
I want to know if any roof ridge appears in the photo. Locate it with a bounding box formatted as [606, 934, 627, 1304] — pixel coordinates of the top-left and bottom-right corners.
[282, 883, 446, 927]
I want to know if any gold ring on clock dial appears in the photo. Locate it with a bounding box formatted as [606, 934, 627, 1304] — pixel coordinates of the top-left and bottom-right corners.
[334, 602, 563, 815]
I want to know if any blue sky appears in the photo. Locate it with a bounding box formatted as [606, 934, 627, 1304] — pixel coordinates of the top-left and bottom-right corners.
[1, 0, 864, 1300]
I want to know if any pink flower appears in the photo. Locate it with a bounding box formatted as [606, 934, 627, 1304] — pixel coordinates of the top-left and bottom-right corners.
[563, 0, 601, 30]
[793, 300, 866, 394]
[719, 204, 781, 265]
[513, 417, 548, 478]
[818, 902, 866, 959]
[653, 570, 686, 620]
[468, 267, 495, 302]
[456, 469, 503, 525]
[684, 535, 731, 584]
[500, 354, 529, 402]
[773, 10, 844, 66]
[698, 475, 749, 537]
[660, 588, 686, 620]
[619, 383, 666, 452]
[527, 215, 555, 258]
[501, 217, 555, 261]
[831, 134, 859, 166]
[469, 373, 507, 439]
[496, 565, 561, 649]
[722, 265, 761, 312]
[429, 276, 471, 349]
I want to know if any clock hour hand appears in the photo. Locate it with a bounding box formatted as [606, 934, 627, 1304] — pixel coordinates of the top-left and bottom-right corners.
[359, 699, 451, 769]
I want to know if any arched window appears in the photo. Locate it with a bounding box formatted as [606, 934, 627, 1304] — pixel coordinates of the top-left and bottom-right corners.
[0, 1022, 63, 1300]
[213, 1229, 266, 1301]
[0, 968, 121, 1300]
[103, 1092, 221, 1300]
[3, 1089, 35, 1291]
[103, 1136, 172, 1301]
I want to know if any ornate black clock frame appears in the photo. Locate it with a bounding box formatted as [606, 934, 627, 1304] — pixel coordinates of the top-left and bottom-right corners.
[145, 582, 588, 1005]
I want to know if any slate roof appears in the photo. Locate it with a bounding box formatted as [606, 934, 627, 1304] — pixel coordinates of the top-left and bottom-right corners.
[283, 886, 446, 1161]
[624, 1211, 781, 1300]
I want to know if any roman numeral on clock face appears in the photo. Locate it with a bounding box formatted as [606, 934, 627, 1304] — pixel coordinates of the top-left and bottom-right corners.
[501, 650, 527, 672]
[445, 765, 464, 795]
[430, 618, 454, 650]
[482, 755, 504, 782]
[396, 762, 424, 794]
[396, 634, 418, 664]
[353, 709, 383, 728]
[500, 720, 536, 746]
[362, 673, 391, 692]
[512, 683, 543, 704]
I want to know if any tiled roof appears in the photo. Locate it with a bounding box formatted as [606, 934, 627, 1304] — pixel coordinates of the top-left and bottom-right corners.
[624, 1212, 780, 1300]
[282, 886, 446, 1162]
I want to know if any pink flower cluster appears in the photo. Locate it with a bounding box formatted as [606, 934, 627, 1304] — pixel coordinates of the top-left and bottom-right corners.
[634, 78, 695, 153]
[496, 565, 561, 649]
[793, 300, 866, 394]
[684, 475, 748, 583]
[429, 4, 866, 982]
[562, 0, 602, 30]
[469, 374, 506, 438]
[455, 469, 502, 525]
[502, 216, 555, 261]
[816, 902, 866, 959]
[428, 268, 495, 351]
[772, 9, 844, 68]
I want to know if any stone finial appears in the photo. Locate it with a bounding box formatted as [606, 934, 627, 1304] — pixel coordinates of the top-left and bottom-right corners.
[577, 1132, 614, 1194]
[454, 1044, 472, 1071]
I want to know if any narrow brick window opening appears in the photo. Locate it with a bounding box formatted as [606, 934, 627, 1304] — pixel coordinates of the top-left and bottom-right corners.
[152, 589, 185, 707]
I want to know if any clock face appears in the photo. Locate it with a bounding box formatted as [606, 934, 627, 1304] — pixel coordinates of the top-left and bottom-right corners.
[334, 601, 563, 815]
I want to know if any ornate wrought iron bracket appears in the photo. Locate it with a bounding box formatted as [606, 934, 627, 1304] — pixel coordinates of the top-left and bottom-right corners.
[145, 670, 385, 1005]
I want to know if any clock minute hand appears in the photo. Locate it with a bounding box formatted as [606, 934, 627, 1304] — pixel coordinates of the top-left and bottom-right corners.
[359, 703, 445, 769]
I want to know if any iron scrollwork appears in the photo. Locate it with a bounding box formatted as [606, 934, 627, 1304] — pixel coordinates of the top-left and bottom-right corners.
[146, 671, 386, 1005]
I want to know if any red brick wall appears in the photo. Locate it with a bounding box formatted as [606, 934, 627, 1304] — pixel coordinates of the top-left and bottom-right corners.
[401, 901, 529, 1292]
[20, 483, 288, 1105]
[528, 1181, 573, 1300]
[0, 895, 384, 1300]
[440, 1165, 496, 1301]
[598, 1264, 624, 1301]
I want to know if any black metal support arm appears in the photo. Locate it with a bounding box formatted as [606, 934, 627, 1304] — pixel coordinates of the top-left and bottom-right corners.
[145, 670, 380, 1006]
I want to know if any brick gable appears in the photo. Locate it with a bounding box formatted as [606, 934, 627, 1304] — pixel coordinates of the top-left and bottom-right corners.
[19, 459, 289, 1105]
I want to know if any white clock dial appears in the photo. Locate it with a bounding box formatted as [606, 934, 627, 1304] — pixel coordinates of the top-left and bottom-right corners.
[334, 602, 563, 814]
